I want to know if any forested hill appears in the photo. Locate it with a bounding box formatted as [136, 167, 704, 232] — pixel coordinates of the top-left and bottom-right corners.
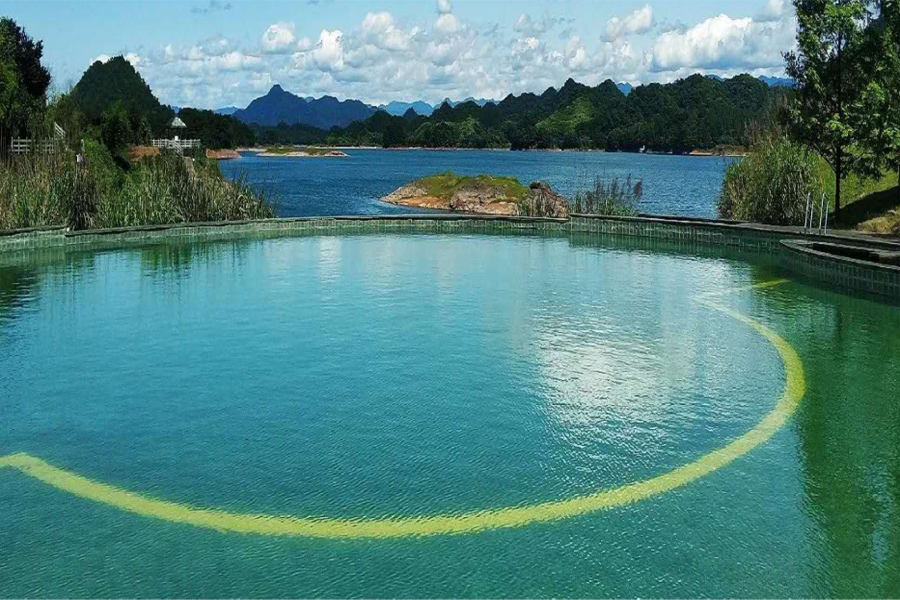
[325, 74, 789, 152]
[71, 57, 174, 134]
[65, 55, 255, 149]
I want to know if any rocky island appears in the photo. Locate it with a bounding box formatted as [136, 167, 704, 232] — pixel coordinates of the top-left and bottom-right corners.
[257, 146, 349, 158]
[381, 172, 569, 217]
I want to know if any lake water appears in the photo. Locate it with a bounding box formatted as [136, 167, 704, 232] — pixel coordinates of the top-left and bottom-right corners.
[219, 150, 731, 218]
[1, 230, 898, 598]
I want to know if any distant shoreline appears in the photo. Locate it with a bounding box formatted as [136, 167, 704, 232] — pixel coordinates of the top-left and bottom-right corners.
[238, 146, 744, 157]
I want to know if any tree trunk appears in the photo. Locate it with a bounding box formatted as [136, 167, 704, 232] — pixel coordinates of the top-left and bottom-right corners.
[835, 148, 842, 218]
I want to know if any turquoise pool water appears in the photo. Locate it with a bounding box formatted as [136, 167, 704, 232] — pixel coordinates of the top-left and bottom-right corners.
[1, 232, 898, 598]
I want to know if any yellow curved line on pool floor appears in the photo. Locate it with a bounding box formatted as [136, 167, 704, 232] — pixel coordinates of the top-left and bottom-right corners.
[0, 280, 805, 540]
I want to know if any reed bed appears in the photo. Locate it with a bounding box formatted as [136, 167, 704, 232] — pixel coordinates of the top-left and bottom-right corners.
[0, 146, 274, 231]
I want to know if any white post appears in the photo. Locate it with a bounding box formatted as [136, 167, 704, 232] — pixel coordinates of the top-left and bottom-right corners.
[818, 192, 825, 232]
[804, 191, 811, 232]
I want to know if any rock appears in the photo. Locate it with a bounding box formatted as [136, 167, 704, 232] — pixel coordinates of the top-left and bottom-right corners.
[449, 181, 511, 212]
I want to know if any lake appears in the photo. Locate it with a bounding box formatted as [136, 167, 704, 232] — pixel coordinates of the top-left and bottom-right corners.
[219, 150, 732, 218]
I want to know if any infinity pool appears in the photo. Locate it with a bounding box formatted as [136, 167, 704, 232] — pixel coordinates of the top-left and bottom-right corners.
[1, 232, 898, 598]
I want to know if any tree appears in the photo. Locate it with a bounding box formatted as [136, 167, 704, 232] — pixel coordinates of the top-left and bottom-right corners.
[852, 1, 900, 191]
[101, 101, 133, 156]
[0, 17, 52, 152]
[784, 0, 874, 216]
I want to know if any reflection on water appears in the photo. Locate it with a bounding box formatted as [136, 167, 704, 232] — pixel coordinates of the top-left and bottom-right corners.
[0, 231, 899, 598]
[792, 290, 900, 597]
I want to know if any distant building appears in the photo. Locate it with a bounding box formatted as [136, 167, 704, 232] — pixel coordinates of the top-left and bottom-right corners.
[152, 116, 201, 152]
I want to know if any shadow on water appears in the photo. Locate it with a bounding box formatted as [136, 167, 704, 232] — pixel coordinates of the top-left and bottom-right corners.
[0, 265, 39, 324]
[137, 240, 251, 282]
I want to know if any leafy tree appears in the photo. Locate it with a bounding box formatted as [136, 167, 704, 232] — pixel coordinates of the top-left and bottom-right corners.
[0, 17, 52, 145]
[852, 1, 900, 190]
[101, 101, 133, 156]
[784, 0, 874, 216]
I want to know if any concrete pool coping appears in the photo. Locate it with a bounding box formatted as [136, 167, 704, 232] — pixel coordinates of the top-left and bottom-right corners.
[0, 213, 897, 300]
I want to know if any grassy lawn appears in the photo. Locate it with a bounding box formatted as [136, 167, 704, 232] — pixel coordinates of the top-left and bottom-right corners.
[417, 172, 529, 202]
[825, 164, 900, 235]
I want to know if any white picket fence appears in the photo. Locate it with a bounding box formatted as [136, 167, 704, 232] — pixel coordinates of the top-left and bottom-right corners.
[151, 139, 202, 151]
[9, 123, 67, 156]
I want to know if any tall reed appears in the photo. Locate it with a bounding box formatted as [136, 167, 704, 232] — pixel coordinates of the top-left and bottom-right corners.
[0, 146, 274, 230]
[570, 175, 643, 216]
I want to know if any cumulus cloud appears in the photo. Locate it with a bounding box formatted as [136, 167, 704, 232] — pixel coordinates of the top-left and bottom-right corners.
[261, 22, 296, 53]
[360, 12, 412, 51]
[437, 0, 452, 15]
[603, 5, 654, 41]
[311, 29, 345, 71]
[651, 12, 794, 73]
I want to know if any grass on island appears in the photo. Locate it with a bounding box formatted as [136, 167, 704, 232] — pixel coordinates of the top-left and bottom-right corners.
[417, 172, 529, 202]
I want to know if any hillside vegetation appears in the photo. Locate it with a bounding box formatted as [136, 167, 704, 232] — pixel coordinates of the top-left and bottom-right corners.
[0, 22, 273, 231]
[324, 75, 786, 153]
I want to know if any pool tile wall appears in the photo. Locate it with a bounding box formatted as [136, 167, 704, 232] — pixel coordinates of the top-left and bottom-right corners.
[0, 214, 897, 301]
[780, 240, 900, 300]
[569, 215, 900, 301]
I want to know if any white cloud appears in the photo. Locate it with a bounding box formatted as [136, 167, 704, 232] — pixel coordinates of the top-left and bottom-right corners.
[604, 5, 654, 41]
[311, 29, 345, 71]
[435, 13, 459, 35]
[360, 12, 411, 51]
[651, 12, 795, 73]
[261, 22, 296, 53]
[514, 14, 562, 38]
[757, 0, 786, 22]
[437, 0, 452, 15]
[89, 54, 111, 66]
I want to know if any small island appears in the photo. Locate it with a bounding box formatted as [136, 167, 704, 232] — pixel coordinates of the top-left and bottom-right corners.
[257, 146, 349, 158]
[381, 172, 569, 217]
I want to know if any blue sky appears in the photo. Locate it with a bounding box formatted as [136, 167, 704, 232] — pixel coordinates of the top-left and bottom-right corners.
[5, 0, 796, 109]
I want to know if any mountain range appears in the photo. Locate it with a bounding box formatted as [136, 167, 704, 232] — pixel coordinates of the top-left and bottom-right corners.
[231, 85, 377, 129]
[220, 76, 789, 131]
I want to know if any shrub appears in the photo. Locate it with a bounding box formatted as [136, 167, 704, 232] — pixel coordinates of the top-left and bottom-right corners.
[717, 136, 824, 225]
[570, 175, 643, 216]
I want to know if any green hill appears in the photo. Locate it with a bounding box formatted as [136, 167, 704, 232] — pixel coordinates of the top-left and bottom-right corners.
[71, 56, 173, 134]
